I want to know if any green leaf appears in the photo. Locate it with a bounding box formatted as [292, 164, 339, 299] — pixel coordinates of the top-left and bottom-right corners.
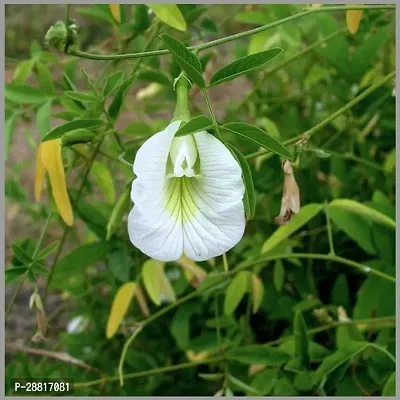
[142, 259, 163, 306]
[274, 376, 299, 395]
[175, 115, 213, 137]
[5, 267, 28, 284]
[209, 48, 282, 87]
[5, 84, 49, 104]
[5, 114, 17, 161]
[382, 372, 395, 396]
[294, 311, 310, 369]
[198, 373, 224, 382]
[36, 101, 52, 138]
[12, 244, 32, 265]
[42, 119, 104, 142]
[77, 5, 114, 24]
[50, 242, 112, 288]
[227, 345, 291, 366]
[65, 91, 98, 103]
[147, 4, 186, 31]
[160, 34, 205, 88]
[313, 342, 368, 385]
[103, 71, 125, 98]
[35, 62, 56, 95]
[261, 204, 323, 253]
[279, 340, 331, 362]
[36, 241, 60, 260]
[221, 122, 293, 160]
[224, 271, 249, 316]
[227, 144, 256, 220]
[108, 75, 136, 120]
[329, 199, 395, 230]
[273, 260, 285, 292]
[91, 161, 116, 203]
[227, 374, 261, 395]
[12, 59, 35, 84]
[137, 69, 171, 86]
[250, 368, 278, 395]
[134, 4, 150, 31]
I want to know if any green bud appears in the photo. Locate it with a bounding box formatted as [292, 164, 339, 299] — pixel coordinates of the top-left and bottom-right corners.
[61, 129, 97, 146]
[106, 183, 132, 241]
[45, 21, 68, 51]
[172, 74, 191, 123]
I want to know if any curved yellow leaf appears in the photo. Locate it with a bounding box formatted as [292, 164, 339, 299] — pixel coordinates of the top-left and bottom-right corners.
[346, 9, 363, 34]
[41, 139, 73, 226]
[176, 255, 207, 287]
[34, 143, 46, 202]
[142, 259, 163, 306]
[109, 4, 121, 23]
[251, 274, 264, 314]
[106, 282, 136, 339]
[147, 4, 186, 31]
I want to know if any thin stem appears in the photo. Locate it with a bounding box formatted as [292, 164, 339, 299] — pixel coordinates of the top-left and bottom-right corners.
[202, 89, 222, 139]
[75, 356, 225, 388]
[367, 343, 396, 365]
[66, 5, 394, 61]
[65, 4, 71, 27]
[73, 316, 394, 388]
[5, 212, 53, 319]
[222, 253, 229, 273]
[118, 325, 144, 386]
[245, 71, 396, 160]
[324, 200, 335, 256]
[231, 28, 347, 118]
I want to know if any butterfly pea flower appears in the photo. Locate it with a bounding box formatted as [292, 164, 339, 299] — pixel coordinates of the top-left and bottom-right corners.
[128, 76, 245, 262]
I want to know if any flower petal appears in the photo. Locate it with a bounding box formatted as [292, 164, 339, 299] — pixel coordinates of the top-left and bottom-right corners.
[34, 143, 46, 202]
[41, 139, 73, 226]
[128, 121, 184, 261]
[182, 131, 245, 261]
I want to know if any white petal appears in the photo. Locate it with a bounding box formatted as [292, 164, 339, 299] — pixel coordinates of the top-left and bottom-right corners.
[128, 121, 184, 262]
[182, 131, 245, 261]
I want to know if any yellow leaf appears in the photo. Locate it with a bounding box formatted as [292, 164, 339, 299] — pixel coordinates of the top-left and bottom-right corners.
[346, 9, 363, 34]
[176, 255, 207, 288]
[147, 4, 186, 31]
[186, 350, 210, 362]
[109, 4, 121, 23]
[251, 274, 264, 314]
[34, 143, 46, 202]
[106, 282, 136, 338]
[142, 259, 163, 306]
[40, 139, 73, 226]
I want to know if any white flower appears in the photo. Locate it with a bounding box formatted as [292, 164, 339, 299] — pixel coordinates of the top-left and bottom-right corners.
[128, 121, 245, 262]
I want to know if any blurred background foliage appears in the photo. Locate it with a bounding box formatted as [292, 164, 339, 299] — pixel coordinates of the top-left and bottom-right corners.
[5, 4, 395, 396]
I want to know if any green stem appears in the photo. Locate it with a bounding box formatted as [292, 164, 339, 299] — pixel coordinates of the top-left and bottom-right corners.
[202, 89, 222, 139]
[73, 316, 394, 388]
[66, 5, 394, 61]
[222, 253, 229, 273]
[324, 201, 335, 256]
[245, 71, 396, 160]
[231, 28, 347, 118]
[75, 356, 226, 388]
[118, 325, 144, 386]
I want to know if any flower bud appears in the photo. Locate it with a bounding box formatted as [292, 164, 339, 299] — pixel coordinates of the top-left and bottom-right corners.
[275, 160, 300, 225]
[45, 21, 68, 51]
[61, 129, 97, 146]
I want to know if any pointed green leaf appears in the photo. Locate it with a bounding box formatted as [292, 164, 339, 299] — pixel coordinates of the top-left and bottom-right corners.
[36, 101, 52, 138]
[137, 69, 171, 86]
[36, 241, 60, 260]
[227, 144, 256, 220]
[5, 84, 50, 104]
[227, 345, 291, 366]
[382, 372, 395, 396]
[224, 271, 249, 316]
[221, 122, 293, 160]
[103, 71, 125, 98]
[5, 114, 17, 161]
[250, 368, 279, 396]
[65, 91, 98, 103]
[91, 161, 116, 203]
[160, 33, 205, 88]
[209, 48, 282, 87]
[147, 4, 186, 31]
[329, 199, 395, 230]
[175, 115, 214, 137]
[12, 59, 35, 84]
[228, 374, 262, 395]
[36, 62, 56, 95]
[262, 203, 323, 253]
[42, 119, 104, 142]
[294, 311, 310, 369]
[108, 75, 136, 120]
